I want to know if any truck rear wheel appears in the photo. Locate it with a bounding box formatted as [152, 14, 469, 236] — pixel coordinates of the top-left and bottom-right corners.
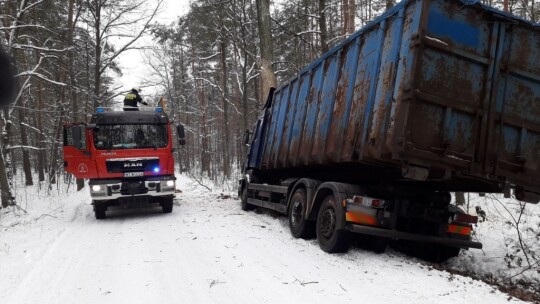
[94, 201, 106, 220]
[288, 189, 315, 239]
[162, 197, 173, 213]
[316, 195, 350, 253]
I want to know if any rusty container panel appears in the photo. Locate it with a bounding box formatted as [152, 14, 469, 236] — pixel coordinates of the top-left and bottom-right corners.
[366, 9, 406, 160]
[261, 89, 282, 169]
[276, 78, 301, 168]
[342, 28, 383, 162]
[325, 39, 361, 163]
[296, 63, 325, 166]
[268, 85, 290, 167]
[384, 0, 422, 158]
[488, 24, 540, 190]
[395, 0, 494, 172]
[256, 0, 540, 196]
[310, 53, 341, 164]
[287, 73, 311, 167]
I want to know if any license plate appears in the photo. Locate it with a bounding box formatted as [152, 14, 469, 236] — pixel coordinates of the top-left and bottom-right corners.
[124, 172, 144, 177]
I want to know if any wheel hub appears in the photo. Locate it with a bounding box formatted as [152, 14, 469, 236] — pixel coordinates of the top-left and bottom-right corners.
[291, 200, 303, 226]
[320, 208, 336, 238]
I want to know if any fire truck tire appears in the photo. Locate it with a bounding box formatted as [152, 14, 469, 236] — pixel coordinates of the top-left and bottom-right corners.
[162, 197, 173, 213]
[288, 189, 315, 239]
[94, 202, 106, 220]
[316, 195, 351, 253]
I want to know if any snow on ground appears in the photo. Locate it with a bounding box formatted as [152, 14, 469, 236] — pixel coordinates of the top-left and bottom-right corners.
[0, 175, 530, 303]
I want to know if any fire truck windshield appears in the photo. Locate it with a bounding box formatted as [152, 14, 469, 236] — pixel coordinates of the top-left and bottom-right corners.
[93, 124, 168, 150]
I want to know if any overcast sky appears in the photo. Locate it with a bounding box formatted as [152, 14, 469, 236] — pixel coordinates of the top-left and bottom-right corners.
[112, 0, 190, 106]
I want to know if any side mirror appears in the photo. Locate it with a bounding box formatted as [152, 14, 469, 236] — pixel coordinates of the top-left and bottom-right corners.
[177, 124, 186, 146]
[243, 129, 251, 146]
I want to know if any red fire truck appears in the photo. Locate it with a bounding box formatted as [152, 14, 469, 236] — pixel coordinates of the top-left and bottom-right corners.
[63, 107, 185, 219]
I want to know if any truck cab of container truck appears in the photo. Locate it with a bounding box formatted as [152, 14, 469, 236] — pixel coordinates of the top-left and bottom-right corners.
[63, 107, 186, 219]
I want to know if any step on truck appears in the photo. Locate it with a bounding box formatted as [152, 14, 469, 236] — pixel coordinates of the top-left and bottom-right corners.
[63, 106, 186, 219]
[239, 0, 540, 261]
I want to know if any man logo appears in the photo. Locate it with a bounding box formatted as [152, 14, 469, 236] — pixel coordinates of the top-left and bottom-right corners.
[78, 163, 88, 173]
[124, 162, 143, 168]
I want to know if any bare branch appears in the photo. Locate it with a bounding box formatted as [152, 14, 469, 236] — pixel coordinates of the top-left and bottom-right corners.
[10, 44, 71, 53]
[99, 0, 164, 75]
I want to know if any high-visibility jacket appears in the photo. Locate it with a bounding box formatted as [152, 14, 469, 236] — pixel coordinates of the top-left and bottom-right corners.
[123, 90, 143, 109]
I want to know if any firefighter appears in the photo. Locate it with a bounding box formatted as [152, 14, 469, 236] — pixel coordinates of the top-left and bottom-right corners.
[123, 88, 148, 111]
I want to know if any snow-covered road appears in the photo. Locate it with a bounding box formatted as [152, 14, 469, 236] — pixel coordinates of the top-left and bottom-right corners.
[1, 175, 525, 303]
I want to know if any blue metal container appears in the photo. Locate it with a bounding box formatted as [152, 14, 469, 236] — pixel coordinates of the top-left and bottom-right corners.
[250, 0, 540, 199]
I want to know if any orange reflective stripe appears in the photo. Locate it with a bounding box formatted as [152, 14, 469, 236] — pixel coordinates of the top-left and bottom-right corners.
[447, 224, 472, 236]
[346, 211, 377, 226]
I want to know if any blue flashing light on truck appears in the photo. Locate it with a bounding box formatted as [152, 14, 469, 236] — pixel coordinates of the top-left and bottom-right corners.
[239, 0, 540, 261]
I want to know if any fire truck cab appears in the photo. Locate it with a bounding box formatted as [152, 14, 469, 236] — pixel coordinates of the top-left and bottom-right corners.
[63, 107, 185, 219]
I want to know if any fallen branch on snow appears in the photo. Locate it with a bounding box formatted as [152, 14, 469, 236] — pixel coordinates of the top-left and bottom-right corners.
[186, 172, 212, 191]
[209, 279, 225, 288]
[292, 277, 319, 286]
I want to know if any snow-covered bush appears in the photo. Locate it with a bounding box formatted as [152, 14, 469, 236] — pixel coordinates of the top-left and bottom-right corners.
[450, 194, 540, 295]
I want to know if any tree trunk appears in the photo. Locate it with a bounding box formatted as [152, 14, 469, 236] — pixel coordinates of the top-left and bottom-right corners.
[254, 76, 261, 119]
[0, 109, 14, 207]
[93, 0, 102, 109]
[220, 28, 231, 178]
[36, 80, 45, 182]
[342, 0, 355, 35]
[18, 106, 33, 185]
[347, 0, 355, 34]
[256, 0, 276, 102]
[341, 0, 348, 36]
[319, 0, 329, 53]
[180, 47, 190, 173]
[0, 149, 14, 208]
[66, 0, 84, 191]
[199, 80, 210, 175]
[2, 109, 14, 190]
[48, 111, 65, 188]
[241, 0, 250, 132]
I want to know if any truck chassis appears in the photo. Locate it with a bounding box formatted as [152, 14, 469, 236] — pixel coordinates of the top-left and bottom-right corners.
[240, 171, 480, 262]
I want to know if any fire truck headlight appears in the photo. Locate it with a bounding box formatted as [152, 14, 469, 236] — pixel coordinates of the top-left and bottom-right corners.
[166, 180, 174, 187]
[92, 185, 101, 192]
[153, 167, 160, 173]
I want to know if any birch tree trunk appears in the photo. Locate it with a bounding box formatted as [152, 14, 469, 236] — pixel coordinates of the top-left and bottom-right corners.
[0, 149, 14, 208]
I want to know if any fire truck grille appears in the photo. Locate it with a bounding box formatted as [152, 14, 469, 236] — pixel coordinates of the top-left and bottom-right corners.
[120, 181, 148, 195]
[106, 158, 159, 173]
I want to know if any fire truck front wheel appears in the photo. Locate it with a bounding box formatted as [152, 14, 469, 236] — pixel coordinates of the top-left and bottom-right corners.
[93, 201, 106, 220]
[161, 197, 173, 213]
